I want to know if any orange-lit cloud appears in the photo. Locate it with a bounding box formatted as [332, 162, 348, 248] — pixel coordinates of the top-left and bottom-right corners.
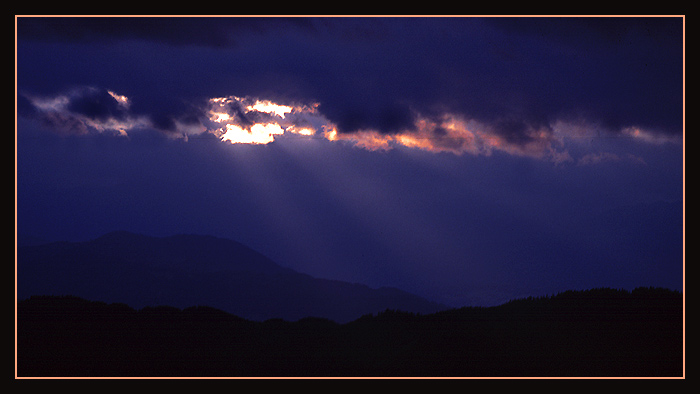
[22, 87, 678, 165]
[107, 90, 130, 108]
[205, 95, 324, 145]
[621, 126, 682, 145]
[322, 112, 573, 163]
[246, 100, 293, 118]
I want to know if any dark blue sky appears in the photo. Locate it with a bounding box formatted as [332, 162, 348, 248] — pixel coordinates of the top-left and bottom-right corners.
[16, 16, 684, 307]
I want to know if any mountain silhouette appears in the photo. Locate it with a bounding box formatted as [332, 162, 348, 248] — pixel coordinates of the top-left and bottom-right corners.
[17, 231, 447, 323]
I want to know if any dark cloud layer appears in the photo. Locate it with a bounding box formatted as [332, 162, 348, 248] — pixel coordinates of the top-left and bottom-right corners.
[66, 88, 128, 122]
[17, 16, 683, 145]
[313, 17, 682, 140]
[17, 17, 315, 48]
[16, 16, 685, 163]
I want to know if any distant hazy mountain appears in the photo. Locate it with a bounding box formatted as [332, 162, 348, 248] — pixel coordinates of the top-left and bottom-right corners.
[17, 231, 447, 323]
[16, 234, 51, 248]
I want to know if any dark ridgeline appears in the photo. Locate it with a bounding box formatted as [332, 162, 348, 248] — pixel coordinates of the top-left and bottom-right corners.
[17, 231, 447, 324]
[17, 287, 682, 377]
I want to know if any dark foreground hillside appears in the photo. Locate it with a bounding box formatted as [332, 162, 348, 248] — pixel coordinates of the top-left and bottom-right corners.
[16, 287, 683, 377]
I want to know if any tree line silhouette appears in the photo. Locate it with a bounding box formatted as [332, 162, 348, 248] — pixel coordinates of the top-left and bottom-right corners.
[16, 287, 683, 377]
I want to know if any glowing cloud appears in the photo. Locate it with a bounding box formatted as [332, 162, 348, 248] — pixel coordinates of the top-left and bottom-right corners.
[221, 123, 285, 144]
[285, 125, 315, 136]
[247, 100, 293, 118]
[107, 90, 130, 108]
[205, 95, 326, 145]
[621, 127, 682, 145]
[321, 112, 568, 161]
[22, 86, 678, 165]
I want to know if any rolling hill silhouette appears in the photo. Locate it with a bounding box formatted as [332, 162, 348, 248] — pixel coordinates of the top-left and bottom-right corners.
[17, 231, 447, 323]
[17, 287, 683, 377]
[16, 231, 684, 377]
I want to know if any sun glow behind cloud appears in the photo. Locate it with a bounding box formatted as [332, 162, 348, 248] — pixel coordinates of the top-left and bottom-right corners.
[220, 123, 284, 144]
[207, 98, 656, 167]
[22, 87, 676, 166]
[206, 95, 324, 145]
[246, 100, 293, 118]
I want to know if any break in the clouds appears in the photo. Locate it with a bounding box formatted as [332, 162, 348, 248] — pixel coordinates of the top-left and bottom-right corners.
[17, 16, 682, 164]
[205, 95, 320, 143]
[23, 85, 675, 165]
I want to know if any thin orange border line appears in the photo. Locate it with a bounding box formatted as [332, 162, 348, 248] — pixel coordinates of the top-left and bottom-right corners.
[14, 14, 686, 380]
